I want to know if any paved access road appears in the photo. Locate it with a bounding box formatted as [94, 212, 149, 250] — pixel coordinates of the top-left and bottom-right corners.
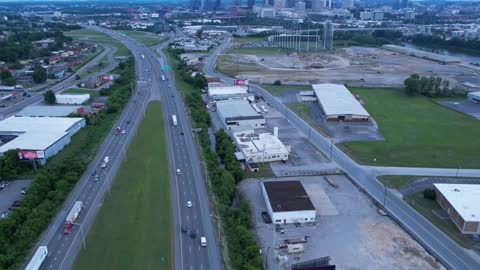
[0, 44, 117, 120]
[203, 36, 480, 270]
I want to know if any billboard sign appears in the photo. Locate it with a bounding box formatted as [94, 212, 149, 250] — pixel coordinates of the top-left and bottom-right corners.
[101, 75, 112, 81]
[234, 79, 249, 85]
[18, 151, 45, 160]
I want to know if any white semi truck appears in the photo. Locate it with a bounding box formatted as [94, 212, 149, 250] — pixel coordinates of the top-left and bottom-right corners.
[64, 201, 83, 235]
[25, 246, 48, 270]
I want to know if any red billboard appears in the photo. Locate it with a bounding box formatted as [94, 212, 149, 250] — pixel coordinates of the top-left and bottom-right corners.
[234, 79, 249, 85]
[18, 151, 44, 160]
[101, 75, 112, 81]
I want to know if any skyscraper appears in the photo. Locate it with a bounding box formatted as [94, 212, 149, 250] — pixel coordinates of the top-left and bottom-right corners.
[274, 0, 286, 9]
[342, 0, 354, 9]
[323, 21, 334, 50]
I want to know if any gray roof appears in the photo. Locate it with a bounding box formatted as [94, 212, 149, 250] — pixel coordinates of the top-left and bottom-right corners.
[313, 84, 370, 117]
[17, 105, 83, 117]
[217, 99, 261, 120]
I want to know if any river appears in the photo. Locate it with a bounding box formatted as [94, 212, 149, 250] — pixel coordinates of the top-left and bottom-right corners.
[403, 43, 480, 65]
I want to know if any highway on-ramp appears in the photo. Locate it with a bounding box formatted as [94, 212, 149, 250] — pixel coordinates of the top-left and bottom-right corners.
[204, 36, 480, 270]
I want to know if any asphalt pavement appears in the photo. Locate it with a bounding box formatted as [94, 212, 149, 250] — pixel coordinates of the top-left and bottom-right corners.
[23, 27, 221, 270]
[203, 36, 480, 270]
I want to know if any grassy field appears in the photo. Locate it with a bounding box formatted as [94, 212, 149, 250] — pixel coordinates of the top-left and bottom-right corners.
[232, 36, 267, 44]
[72, 101, 173, 270]
[244, 163, 275, 179]
[63, 88, 100, 99]
[163, 48, 197, 95]
[378, 175, 480, 189]
[66, 29, 130, 57]
[122, 31, 165, 47]
[340, 88, 480, 168]
[405, 192, 475, 249]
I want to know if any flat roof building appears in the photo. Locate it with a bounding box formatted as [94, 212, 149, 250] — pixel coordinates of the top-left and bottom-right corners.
[208, 85, 248, 100]
[55, 94, 90, 105]
[232, 128, 289, 163]
[434, 184, 480, 234]
[0, 116, 86, 163]
[261, 180, 316, 224]
[216, 100, 265, 129]
[312, 84, 370, 122]
[16, 105, 84, 117]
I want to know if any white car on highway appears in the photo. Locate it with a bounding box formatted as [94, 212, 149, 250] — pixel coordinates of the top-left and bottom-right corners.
[187, 201, 192, 208]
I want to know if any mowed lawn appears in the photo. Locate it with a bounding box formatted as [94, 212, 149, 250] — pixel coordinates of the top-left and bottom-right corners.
[341, 89, 480, 168]
[72, 101, 173, 270]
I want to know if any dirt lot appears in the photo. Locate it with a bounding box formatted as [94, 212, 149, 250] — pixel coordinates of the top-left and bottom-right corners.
[218, 46, 480, 88]
[240, 176, 446, 270]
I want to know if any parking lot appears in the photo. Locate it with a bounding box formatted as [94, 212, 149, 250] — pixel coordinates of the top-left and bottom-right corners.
[240, 176, 445, 270]
[0, 180, 32, 218]
[438, 99, 480, 120]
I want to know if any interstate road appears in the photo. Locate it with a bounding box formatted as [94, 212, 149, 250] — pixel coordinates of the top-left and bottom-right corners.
[203, 36, 480, 270]
[85, 27, 222, 270]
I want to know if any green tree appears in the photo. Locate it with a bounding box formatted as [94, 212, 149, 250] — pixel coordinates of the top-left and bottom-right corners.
[32, 67, 47, 83]
[273, 80, 281, 85]
[44, 90, 56, 104]
[75, 74, 80, 80]
[0, 70, 16, 86]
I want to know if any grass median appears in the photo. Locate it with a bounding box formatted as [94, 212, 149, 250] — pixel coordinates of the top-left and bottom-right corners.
[72, 101, 173, 270]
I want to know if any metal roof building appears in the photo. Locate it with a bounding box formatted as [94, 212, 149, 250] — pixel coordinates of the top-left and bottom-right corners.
[434, 184, 480, 234]
[216, 100, 265, 129]
[0, 116, 86, 163]
[261, 180, 316, 224]
[208, 85, 248, 100]
[16, 105, 83, 117]
[55, 94, 90, 105]
[232, 128, 289, 163]
[312, 84, 370, 122]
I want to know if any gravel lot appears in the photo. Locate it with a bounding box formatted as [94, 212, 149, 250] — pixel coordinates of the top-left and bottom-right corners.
[240, 176, 446, 270]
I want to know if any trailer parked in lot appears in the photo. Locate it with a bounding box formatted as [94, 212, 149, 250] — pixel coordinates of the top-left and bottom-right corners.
[25, 246, 48, 270]
[64, 201, 83, 235]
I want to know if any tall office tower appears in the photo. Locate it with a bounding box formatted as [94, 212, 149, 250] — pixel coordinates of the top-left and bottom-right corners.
[248, 0, 255, 8]
[311, 0, 324, 11]
[214, 0, 221, 10]
[325, 0, 332, 9]
[274, 0, 286, 9]
[402, 0, 409, 8]
[342, 0, 354, 9]
[192, 0, 200, 10]
[323, 21, 334, 50]
[200, 0, 205, 11]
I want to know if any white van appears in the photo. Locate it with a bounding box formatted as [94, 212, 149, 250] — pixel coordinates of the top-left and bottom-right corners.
[200, 237, 207, 247]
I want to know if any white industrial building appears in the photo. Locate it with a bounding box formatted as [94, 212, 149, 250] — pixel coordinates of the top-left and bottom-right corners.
[55, 94, 90, 105]
[312, 84, 370, 122]
[434, 184, 480, 234]
[0, 116, 86, 164]
[261, 180, 316, 224]
[232, 127, 290, 163]
[216, 100, 265, 129]
[208, 85, 249, 100]
[468, 91, 480, 103]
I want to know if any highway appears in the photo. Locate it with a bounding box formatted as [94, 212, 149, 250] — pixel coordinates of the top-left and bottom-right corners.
[0, 43, 117, 120]
[24, 27, 221, 270]
[204, 37, 480, 270]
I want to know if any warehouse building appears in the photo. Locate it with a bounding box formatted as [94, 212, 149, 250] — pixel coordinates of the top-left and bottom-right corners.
[232, 127, 289, 163]
[16, 105, 84, 117]
[261, 180, 316, 224]
[0, 116, 86, 164]
[208, 85, 248, 100]
[434, 184, 480, 234]
[313, 84, 370, 122]
[216, 99, 265, 129]
[55, 94, 90, 105]
[468, 91, 480, 103]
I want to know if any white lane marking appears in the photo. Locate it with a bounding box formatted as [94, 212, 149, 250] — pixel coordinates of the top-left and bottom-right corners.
[186, 215, 189, 222]
[189, 246, 192, 254]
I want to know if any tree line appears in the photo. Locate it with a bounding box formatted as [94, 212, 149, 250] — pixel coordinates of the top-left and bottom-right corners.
[411, 34, 480, 55]
[404, 74, 452, 97]
[167, 48, 263, 269]
[0, 57, 135, 270]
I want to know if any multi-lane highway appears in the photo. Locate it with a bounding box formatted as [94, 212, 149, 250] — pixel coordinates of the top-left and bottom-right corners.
[24, 27, 221, 270]
[0, 44, 117, 120]
[204, 37, 480, 270]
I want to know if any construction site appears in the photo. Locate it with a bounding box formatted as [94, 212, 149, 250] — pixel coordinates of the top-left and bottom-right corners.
[217, 46, 480, 89]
